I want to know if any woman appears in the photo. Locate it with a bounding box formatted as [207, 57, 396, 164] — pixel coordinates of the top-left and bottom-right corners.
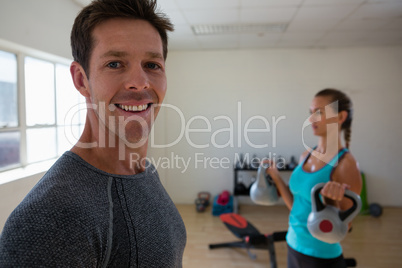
[267, 89, 362, 268]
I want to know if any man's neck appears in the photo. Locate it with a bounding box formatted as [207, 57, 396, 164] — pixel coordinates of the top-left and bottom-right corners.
[71, 124, 149, 175]
[71, 144, 148, 175]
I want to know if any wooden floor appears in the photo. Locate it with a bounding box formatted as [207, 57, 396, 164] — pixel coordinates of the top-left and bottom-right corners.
[177, 204, 402, 268]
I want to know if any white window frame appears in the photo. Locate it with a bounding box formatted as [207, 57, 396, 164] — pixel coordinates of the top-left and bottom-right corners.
[0, 39, 83, 176]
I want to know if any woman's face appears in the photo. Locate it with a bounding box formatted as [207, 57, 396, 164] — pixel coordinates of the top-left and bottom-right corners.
[309, 96, 341, 137]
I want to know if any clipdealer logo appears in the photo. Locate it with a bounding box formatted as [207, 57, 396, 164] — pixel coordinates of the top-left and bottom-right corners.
[63, 100, 341, 172]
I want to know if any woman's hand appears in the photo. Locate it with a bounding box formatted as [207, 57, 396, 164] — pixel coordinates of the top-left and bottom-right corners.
[261, 159, 281, 182]
[320, 181, 355, 230]
[320, 181, 350, 201]
[260, 158, 294, 210]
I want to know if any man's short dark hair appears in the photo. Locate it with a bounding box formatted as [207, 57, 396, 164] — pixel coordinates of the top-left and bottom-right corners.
[71, 0, 174, 77]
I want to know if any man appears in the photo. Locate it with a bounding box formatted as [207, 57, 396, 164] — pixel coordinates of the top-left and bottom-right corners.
[0, 0, 186, 267]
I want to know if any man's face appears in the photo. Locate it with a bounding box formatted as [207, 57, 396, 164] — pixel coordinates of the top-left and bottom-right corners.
[84, 18, 167, 146]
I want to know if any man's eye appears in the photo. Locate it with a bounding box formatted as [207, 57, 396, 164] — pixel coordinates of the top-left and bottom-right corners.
[146, 62, 160, 70]
[107, 62, 121, 68]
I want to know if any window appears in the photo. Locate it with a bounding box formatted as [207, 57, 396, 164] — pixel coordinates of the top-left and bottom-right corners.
[0, 45, 85, 172]
[25, 57, 56, 127]
[0, 51, 19, 170]
[55, 64, 85, 155]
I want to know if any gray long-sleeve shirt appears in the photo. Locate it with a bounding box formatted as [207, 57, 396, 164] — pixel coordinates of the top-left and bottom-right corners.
[0, 151, 186, 267]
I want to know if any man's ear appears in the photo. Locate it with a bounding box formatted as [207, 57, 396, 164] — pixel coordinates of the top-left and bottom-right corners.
[338, 110, 348, 125]
[70, 61, 90, 98]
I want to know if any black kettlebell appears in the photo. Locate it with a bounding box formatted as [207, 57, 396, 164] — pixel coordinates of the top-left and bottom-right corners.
[235, 182, 248, 195]
[307, 183, 362, 244]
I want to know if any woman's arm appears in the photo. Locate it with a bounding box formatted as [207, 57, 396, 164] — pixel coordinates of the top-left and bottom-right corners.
[264, 159, 296, 210]
[321, 153, 362, 207]
[271, 169, 293, 210]
[264, 151, 310, 210]
[320, 153, 362, 228]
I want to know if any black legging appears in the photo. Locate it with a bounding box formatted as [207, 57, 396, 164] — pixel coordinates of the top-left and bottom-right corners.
[287, 244, 346, 268]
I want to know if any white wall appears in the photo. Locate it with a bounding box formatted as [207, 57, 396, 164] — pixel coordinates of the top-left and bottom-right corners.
[156, 47, 402, 206]
[0, 0, 80, 59]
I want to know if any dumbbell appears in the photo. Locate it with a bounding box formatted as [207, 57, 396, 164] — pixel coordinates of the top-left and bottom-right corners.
[307, 183, 362, 244]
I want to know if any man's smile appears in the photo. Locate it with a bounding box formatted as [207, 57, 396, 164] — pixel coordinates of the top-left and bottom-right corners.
[116, 103, 150, 112]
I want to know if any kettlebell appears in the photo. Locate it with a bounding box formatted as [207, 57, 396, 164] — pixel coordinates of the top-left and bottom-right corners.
[235, 177, 248, 195]
[249, 163, 278, 206]
[195, 192, 211, 212]
[307, 183, 362, 244]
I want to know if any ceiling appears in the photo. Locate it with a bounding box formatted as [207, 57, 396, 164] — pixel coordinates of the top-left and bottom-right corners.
[73, 0, 402, 51]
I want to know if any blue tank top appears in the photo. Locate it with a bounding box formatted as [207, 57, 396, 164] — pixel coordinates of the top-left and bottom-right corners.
[286, 148, 348, 259]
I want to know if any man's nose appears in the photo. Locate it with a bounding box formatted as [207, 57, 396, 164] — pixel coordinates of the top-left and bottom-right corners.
[124, 64, 150, 91]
